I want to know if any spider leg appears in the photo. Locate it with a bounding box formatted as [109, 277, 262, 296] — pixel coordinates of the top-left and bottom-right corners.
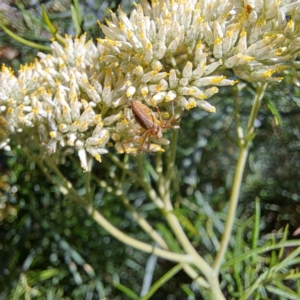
[165, 113, 182, 128]
[121, 123, 144, 153]
[154, 105, 174, 129]
[138, 130, 151, 153]
[125, 114, 142, 135]
[162, 107, 182, 129]
[155, 105, 163, 126]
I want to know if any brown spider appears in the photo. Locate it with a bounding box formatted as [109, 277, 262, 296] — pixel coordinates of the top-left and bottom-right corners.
[128, 101, 181, 153]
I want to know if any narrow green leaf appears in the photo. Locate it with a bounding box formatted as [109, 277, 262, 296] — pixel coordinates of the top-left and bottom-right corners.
[265, 284, 299, 300]
[284, 271, 300, 280]
[41, 5, 65, 44]
[155, 223, 182, 252]
[277, 246, 300, 270]
[26, 269, 62, 285]
[264, 97, 283, 126]
[144, 158, 159, 181]
[233, 216, 253, 295]
[180, 283, 195, 297]
[73, 0, 83, 26]
[279, 225, 289, 259]
[0, 21, 51, 51]
[252, 197, 260, 250]
[71, 3, 82, 36]
[269, 236, 278, 268]
[140, 264, 183, 300]
[223, 240, 300, 269]
[114, 282, 140, 300]
[175, 211, 200, 236]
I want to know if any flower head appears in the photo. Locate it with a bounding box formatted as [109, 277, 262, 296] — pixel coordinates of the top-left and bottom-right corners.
[0, 0, 299, 168]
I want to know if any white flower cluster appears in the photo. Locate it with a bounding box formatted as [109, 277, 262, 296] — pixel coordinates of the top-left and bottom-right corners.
[0, 0, 299, 170]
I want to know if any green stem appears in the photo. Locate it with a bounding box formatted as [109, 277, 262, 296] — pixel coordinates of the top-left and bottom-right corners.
[0, 20, 51, 52]
[157, 129, 224, 298]
[233, 86, 245, 144]
[71, 0, 82, 36]
[144, 129, 223, 296]
[95, 172, 170, 250]
[86, 204, 192, 263]
[213, 144, 249, 272]
[140, 264, 183, 300]
[108, 153, 148, 189]
[164, 211, 225, 299]
[96, 160, 210, 288]
[165, 129, 179, 192]
[41, 5, 65, 44]
[160, 129, 179, 211]
[155, 151, 165, 198]
[37, 155, 193, 264]
[213, 82, 268, 273]
[246, 83, 268, 140]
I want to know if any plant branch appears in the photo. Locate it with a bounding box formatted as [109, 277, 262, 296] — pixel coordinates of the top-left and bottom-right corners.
[34, 154, 191, 264]
[213, 82, 268, 273]
[93, 174, 169, 250]
[85, 205, 193, 264]
[0, 20, 51, 51]
[108, 153, 164, 209]
[164, 210, 225, 299]
[165, 129, 179, 193]
[95, 160, 210, 288]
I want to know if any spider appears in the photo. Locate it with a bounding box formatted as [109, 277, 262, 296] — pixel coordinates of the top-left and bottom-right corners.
[127, 101, 181, 153]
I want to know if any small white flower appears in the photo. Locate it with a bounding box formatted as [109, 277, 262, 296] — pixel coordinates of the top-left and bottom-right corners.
[1, 0, 299, 162]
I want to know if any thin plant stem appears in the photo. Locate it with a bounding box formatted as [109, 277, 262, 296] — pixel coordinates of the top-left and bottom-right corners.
[164, 130, 179, 213]
[164, 210, 225, 299]
[156, 130, 225, 299]
[118, 193, 169, 249]
[93, 160, 210, 288]
[108, 153, 165, 208]
[0, 20, 51, 51]
[246, 83, 268, 139]
[233, 86, 245, 144]
[155, 151, 165, 198]
[105, 154, 169, 249]
[155, 129, 178, 207]
[165, 129, 179, 192]
[213, 144, 249, 272]
[213, 82, 268, 273]
[41, 5, 65, 44]
[108, 153, 145, 187]
[34, 153, 192, 264]
[96, 173, 170, 250]
[181, 265, 210, 289]
[86, 204, 193, 263]
[71, 0, 82, 36]
[140, 263, 183, 300]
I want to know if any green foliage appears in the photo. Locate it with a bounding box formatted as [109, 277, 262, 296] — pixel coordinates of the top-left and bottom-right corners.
[1, 1, 300, 299]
